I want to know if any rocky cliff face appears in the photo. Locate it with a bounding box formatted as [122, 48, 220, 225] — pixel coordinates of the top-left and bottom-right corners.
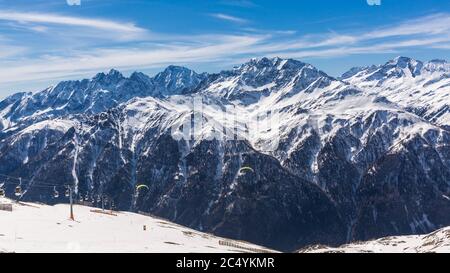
[0, 57, 449, 251]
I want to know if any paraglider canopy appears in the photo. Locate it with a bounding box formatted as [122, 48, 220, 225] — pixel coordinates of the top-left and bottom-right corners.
[136, 184, 150, 191]
[135, 184, 150, 199]
[239, 166, 255, 174]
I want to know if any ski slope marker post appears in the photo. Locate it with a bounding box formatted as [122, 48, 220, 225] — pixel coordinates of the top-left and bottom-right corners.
[67, 186, 75, 221]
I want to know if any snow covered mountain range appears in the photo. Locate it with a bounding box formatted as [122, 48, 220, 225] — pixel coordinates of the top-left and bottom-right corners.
[341, 57, 450, 127]
[0, 56, 449, 252]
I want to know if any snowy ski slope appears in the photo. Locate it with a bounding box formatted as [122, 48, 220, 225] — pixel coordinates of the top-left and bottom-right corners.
[0, 198, 274, 253]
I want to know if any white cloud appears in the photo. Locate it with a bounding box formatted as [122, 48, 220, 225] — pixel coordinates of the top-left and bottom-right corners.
[209, 13, 248, 24]
[0, 45, 26, 58]
[0, 35, 265, 84]
[432, 44, 450, 49]
[0, 10, 146, 34]
[28, 25, 49, 32]
[1, 12, 450, 94]
[363, 13, 450, 40]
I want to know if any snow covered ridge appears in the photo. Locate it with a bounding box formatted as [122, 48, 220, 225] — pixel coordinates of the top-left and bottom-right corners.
[0, 56, 449, 252]
[0, 65, 207, 130]
[0, 199, 275, 253]
[341, 56, 450, 126]
[300, 226, 450, 253]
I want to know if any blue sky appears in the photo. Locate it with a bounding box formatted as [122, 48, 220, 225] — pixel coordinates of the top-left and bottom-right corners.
[0, 0, 450, 97]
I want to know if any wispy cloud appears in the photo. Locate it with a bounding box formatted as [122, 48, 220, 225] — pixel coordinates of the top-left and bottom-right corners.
[432, 44, 450, 49]
[240, 13, 450, 59]
[0, 34, 266, 84]
[0, 44, 26, 58]
[363, 13, 450, 39]
[1, 11, 450, 94]
[209, 13, 248, 24]
[0, 10, 146, 34]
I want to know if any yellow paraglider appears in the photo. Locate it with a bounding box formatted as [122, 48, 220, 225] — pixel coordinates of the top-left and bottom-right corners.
[135, 184, 150, 198]
[239, 166, 255, 175]
[136, 184, 150, 191]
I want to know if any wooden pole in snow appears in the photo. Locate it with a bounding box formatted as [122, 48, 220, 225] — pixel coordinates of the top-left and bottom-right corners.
[69, 186, 74, 221]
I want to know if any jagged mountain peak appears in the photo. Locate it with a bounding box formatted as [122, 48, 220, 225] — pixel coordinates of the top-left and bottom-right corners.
[155, 65, 203, 85]
[341, 56, 450, 127]
[228, 57, 327, 82]
[161, 65, 195, 74]
[93, 68, 123, 79]
[342, 56, 450, 81]
[424, 58, 450, 73]
[388, 56, 421, 66]
[244, 56, 283, 68]
[108, 68, 123, 77]
[129, 71, 152, 82]
[377, 56, 450, 76]
[382, 56, 424, 77]
[153, 65, 207, 96]
[429, 58, 447, 64]
[237, 57, 312, 72]
[92, 68, 126, 85]
[340, 65, 378, 79]
[0, 65, 209, 124]
[197, 57, 335, 102]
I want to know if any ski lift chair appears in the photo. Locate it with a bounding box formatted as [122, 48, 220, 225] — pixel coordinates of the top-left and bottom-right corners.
[53, 187, 59, 198]
[15, 186, 22, 197]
